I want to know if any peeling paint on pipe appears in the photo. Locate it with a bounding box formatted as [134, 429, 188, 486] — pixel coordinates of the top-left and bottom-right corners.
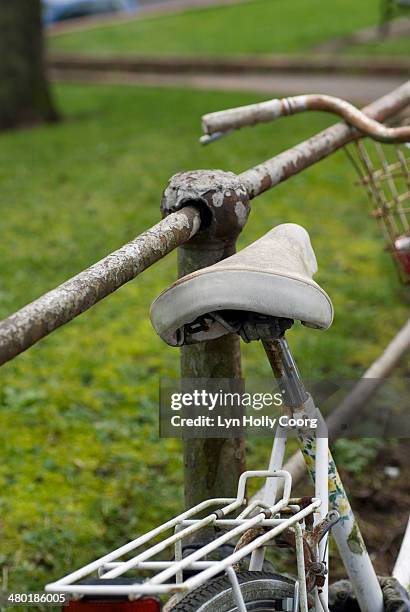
[1, 83, 409, 367]
[239, 81, 410, 198]
[203, 93, 410, 142]
[0, 206, 201, 366]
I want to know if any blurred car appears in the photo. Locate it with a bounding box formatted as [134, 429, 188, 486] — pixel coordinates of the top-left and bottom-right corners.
[42, 0, 138, 25]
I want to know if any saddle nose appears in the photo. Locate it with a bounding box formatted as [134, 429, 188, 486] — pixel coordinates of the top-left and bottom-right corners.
[150, 223, 334, 346]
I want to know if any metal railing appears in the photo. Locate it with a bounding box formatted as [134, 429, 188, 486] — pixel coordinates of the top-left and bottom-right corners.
[0, 80, 409, 367]
[0, 206, 200, 366]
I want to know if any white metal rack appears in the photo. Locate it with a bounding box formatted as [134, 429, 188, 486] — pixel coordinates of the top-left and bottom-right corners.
[46, 469, 321, 610]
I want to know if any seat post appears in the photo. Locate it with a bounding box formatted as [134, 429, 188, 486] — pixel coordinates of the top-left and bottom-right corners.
[262, 337, 308, 408]
[261, 335, 384, 612]
[261, 335, 329, 607]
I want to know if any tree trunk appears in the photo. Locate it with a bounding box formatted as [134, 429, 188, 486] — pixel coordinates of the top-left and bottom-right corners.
[0, 0, 58, 130]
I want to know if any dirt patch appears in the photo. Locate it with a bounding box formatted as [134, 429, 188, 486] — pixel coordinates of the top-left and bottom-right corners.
[339, 440, 410, 576]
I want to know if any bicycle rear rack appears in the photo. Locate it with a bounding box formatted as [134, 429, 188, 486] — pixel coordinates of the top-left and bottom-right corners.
[45, 470, 320, 610]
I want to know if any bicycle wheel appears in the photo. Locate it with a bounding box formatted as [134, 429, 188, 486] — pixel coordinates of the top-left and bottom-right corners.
[170, 571, 295, 612]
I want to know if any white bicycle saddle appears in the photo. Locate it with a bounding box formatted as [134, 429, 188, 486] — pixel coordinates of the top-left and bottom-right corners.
[150, 223, 333, 346]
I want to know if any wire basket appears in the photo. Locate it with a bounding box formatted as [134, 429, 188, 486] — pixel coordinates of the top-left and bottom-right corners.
[345, 140, 410, 284]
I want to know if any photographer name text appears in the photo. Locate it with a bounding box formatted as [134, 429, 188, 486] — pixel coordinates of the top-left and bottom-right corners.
[170, 414, 318, 430]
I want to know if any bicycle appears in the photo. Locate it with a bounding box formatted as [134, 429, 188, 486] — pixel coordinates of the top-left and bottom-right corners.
[45, 93, 410, 612]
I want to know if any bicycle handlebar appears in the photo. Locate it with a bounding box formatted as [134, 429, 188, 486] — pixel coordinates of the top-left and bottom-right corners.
[200, 93, 410, 145]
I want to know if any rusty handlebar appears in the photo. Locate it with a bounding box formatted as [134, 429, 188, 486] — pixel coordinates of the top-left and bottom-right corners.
[201, 92, 410, 144]
[238, 81, 410, 198]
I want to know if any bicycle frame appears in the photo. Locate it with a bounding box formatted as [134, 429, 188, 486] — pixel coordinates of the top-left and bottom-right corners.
[257, 337, 383, 612]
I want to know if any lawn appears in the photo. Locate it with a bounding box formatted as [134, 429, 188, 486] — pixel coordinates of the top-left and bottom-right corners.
[0, 83, 408, 597]
[48, 0, 382, 56]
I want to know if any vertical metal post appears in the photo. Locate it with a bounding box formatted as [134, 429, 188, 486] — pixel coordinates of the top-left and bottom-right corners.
[314, 413, 329, 607]
[160, 170, 251, 508]
[249, 426, 287, 570]
[393, 516, 410, 590]
[179, 245, 245, 507]
[226, 567, 248, 612]
[295, 523, 309, 612]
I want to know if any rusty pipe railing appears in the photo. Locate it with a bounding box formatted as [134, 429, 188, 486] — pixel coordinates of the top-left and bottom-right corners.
[0, 81, 409, 367]
[238, 81, 410, 198]
[202, 94, 410, 142]
[0, 206, 200, 366]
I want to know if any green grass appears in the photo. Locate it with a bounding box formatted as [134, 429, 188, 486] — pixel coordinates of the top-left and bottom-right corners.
[0, 83, 408, 597]
[48, 0, 381, 56]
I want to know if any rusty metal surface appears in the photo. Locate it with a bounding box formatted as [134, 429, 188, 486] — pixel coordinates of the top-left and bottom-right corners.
[0, 206, 201, 366]
[203, 93, 410, 142]
[239, 81, 410, 198]
[233, 508, 339, 592]
[173, 172, 247, 508]
[1, 84, 409, 367]
[261, 339, 284, 377]
[161, 169, 250, 248]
